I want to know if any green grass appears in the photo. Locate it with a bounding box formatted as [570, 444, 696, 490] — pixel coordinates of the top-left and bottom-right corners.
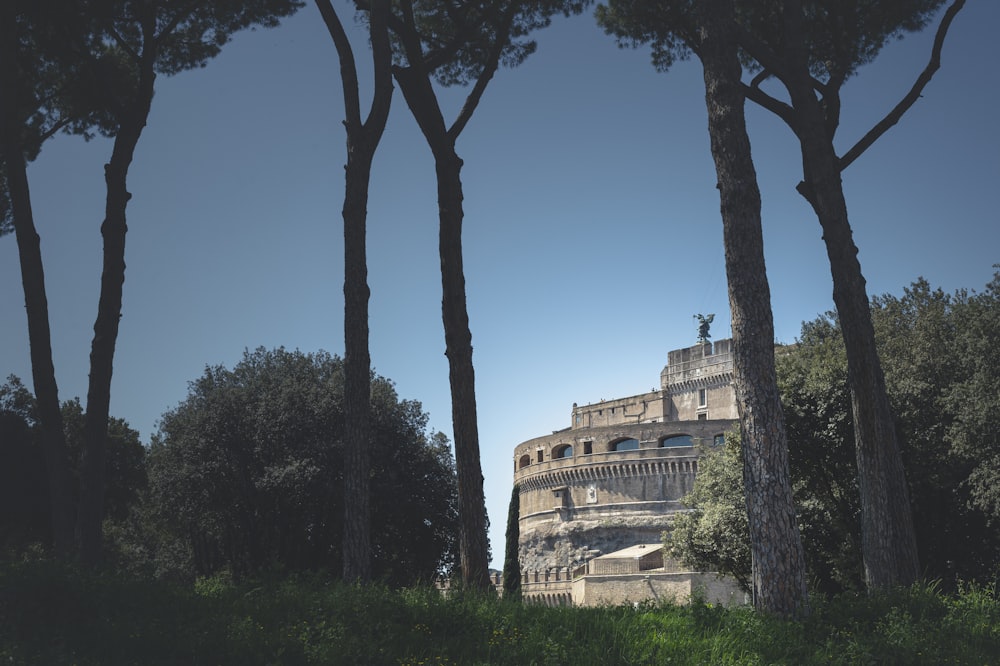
[1, 562, 998, 665]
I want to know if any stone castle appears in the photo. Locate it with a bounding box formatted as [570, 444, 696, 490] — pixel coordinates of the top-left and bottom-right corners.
[512, 337, 743, 606]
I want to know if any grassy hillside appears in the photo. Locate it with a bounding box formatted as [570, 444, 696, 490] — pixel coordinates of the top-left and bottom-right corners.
[1, 561, 998, 665]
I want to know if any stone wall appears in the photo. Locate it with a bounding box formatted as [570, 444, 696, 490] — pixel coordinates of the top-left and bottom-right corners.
[512, 339, 740, 605]
[570, 571, 745, 607]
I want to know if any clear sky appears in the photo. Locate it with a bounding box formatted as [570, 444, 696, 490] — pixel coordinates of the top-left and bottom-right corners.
[2, 3, 997, 569]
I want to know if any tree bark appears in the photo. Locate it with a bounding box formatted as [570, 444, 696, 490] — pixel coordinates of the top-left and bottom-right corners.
[78, 43, 155, 566]
[782, 4, 919, 590]
[796, 129, 919, 590]
[0, 5, 76, 558]
[78, 127, 138, 566]
[340, 144, 374, 583]
[698, 0, 809, 617]
[392, 60, 492, 591]
[435, 148, 491, 591]
[317, 0, 393, 584]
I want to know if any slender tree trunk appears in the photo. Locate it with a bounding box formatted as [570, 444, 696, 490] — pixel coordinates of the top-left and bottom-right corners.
[392, 62, 492, 591]
[341, 145, 374, 583]
[797, 133, 919, 589]
[317, 0, 393, 584]
[698, 0, 809, 617]
[78, 130, 136, 566]
[0, 7, 76, 558]
[782, 6, 919, 591]
[79, 92, 151, 566]
[435, 148, 491, 591]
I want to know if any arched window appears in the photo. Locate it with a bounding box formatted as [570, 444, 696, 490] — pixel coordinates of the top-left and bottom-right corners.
[661, 435, 694, 447]
[519, 454, 531, 469]
[612, 438, 639, 452]
[554, 444, 573, 459]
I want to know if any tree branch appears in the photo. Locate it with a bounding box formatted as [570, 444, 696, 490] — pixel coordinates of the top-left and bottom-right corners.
[447, 3, 516, 141]
[390, 1, 449, 148]
[363, 0, 394, 139]
[149, 0, 201, 54]
[836, 0, 966, 172]
[37, 116, 72, 144]
[104, 24, 140, 63]
[742, 81, 797, 131]
[315, 0, 362, 130]
[735, 24, 789, 85]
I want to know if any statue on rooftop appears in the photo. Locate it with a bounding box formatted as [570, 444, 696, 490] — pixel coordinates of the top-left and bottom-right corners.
[696, 314, 714, 344]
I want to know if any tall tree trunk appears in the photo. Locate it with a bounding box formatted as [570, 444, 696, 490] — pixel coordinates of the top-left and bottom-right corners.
[78, 128, 137, 566]
[79, 8, 159, 566]
[782, 6, 919, 591]
[797, 134, 919, 590]
[0, 7, 76, 558]
[699, 0, 809, 617]
[435, 148, 491, 591]
[341, 146, 374, 583]
[317, 0, 393, 584]
[393, 62, 492, 591]
[79, 85, 151, 566]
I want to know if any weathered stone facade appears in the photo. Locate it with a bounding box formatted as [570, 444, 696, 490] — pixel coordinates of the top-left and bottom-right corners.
[512, 339, 740, 605]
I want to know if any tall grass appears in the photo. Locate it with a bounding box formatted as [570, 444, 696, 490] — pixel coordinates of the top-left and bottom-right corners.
[1, 561, 997, 664]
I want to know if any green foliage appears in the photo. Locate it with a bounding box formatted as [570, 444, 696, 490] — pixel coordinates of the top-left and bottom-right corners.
[1, 0, 305, 224]
[6, 0, 305, 139]
[776, 321, 865, 593]
[0, 376, 146, 556]
[596, 0, 947, 82]
[0, 377, 49, 550]
[595, 0, 695, 72]
[667, 431, 752, 592]
[781, 272, 1000, 589]
[145, 347, 458, 584]
[938, 272, 1000, 522]
[392, 0, 590, 87]
[502, 484, 521, 600]
[59, 397, 147, 522]
[2, 561, 999, 664]
[872, 272, 1000, 583]
[670, 271, 1000, 592]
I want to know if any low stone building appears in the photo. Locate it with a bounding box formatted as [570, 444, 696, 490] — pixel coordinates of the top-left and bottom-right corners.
[513, 338, 743, 606]
[569, 544, 744, 607]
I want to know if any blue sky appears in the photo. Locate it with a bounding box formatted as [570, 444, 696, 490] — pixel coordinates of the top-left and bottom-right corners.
[2, 2, 997, 568]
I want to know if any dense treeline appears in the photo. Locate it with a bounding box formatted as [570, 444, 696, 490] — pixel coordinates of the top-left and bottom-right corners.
[0, 349, 459, 585]
[671, 271, 1000, 593]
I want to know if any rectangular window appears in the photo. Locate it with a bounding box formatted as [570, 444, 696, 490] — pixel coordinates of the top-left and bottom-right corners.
[583, 441, 593, 455]
[698, 388, 707, 407]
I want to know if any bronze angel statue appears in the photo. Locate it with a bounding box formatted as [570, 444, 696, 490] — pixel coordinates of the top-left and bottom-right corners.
[696, 314, 714, 344]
